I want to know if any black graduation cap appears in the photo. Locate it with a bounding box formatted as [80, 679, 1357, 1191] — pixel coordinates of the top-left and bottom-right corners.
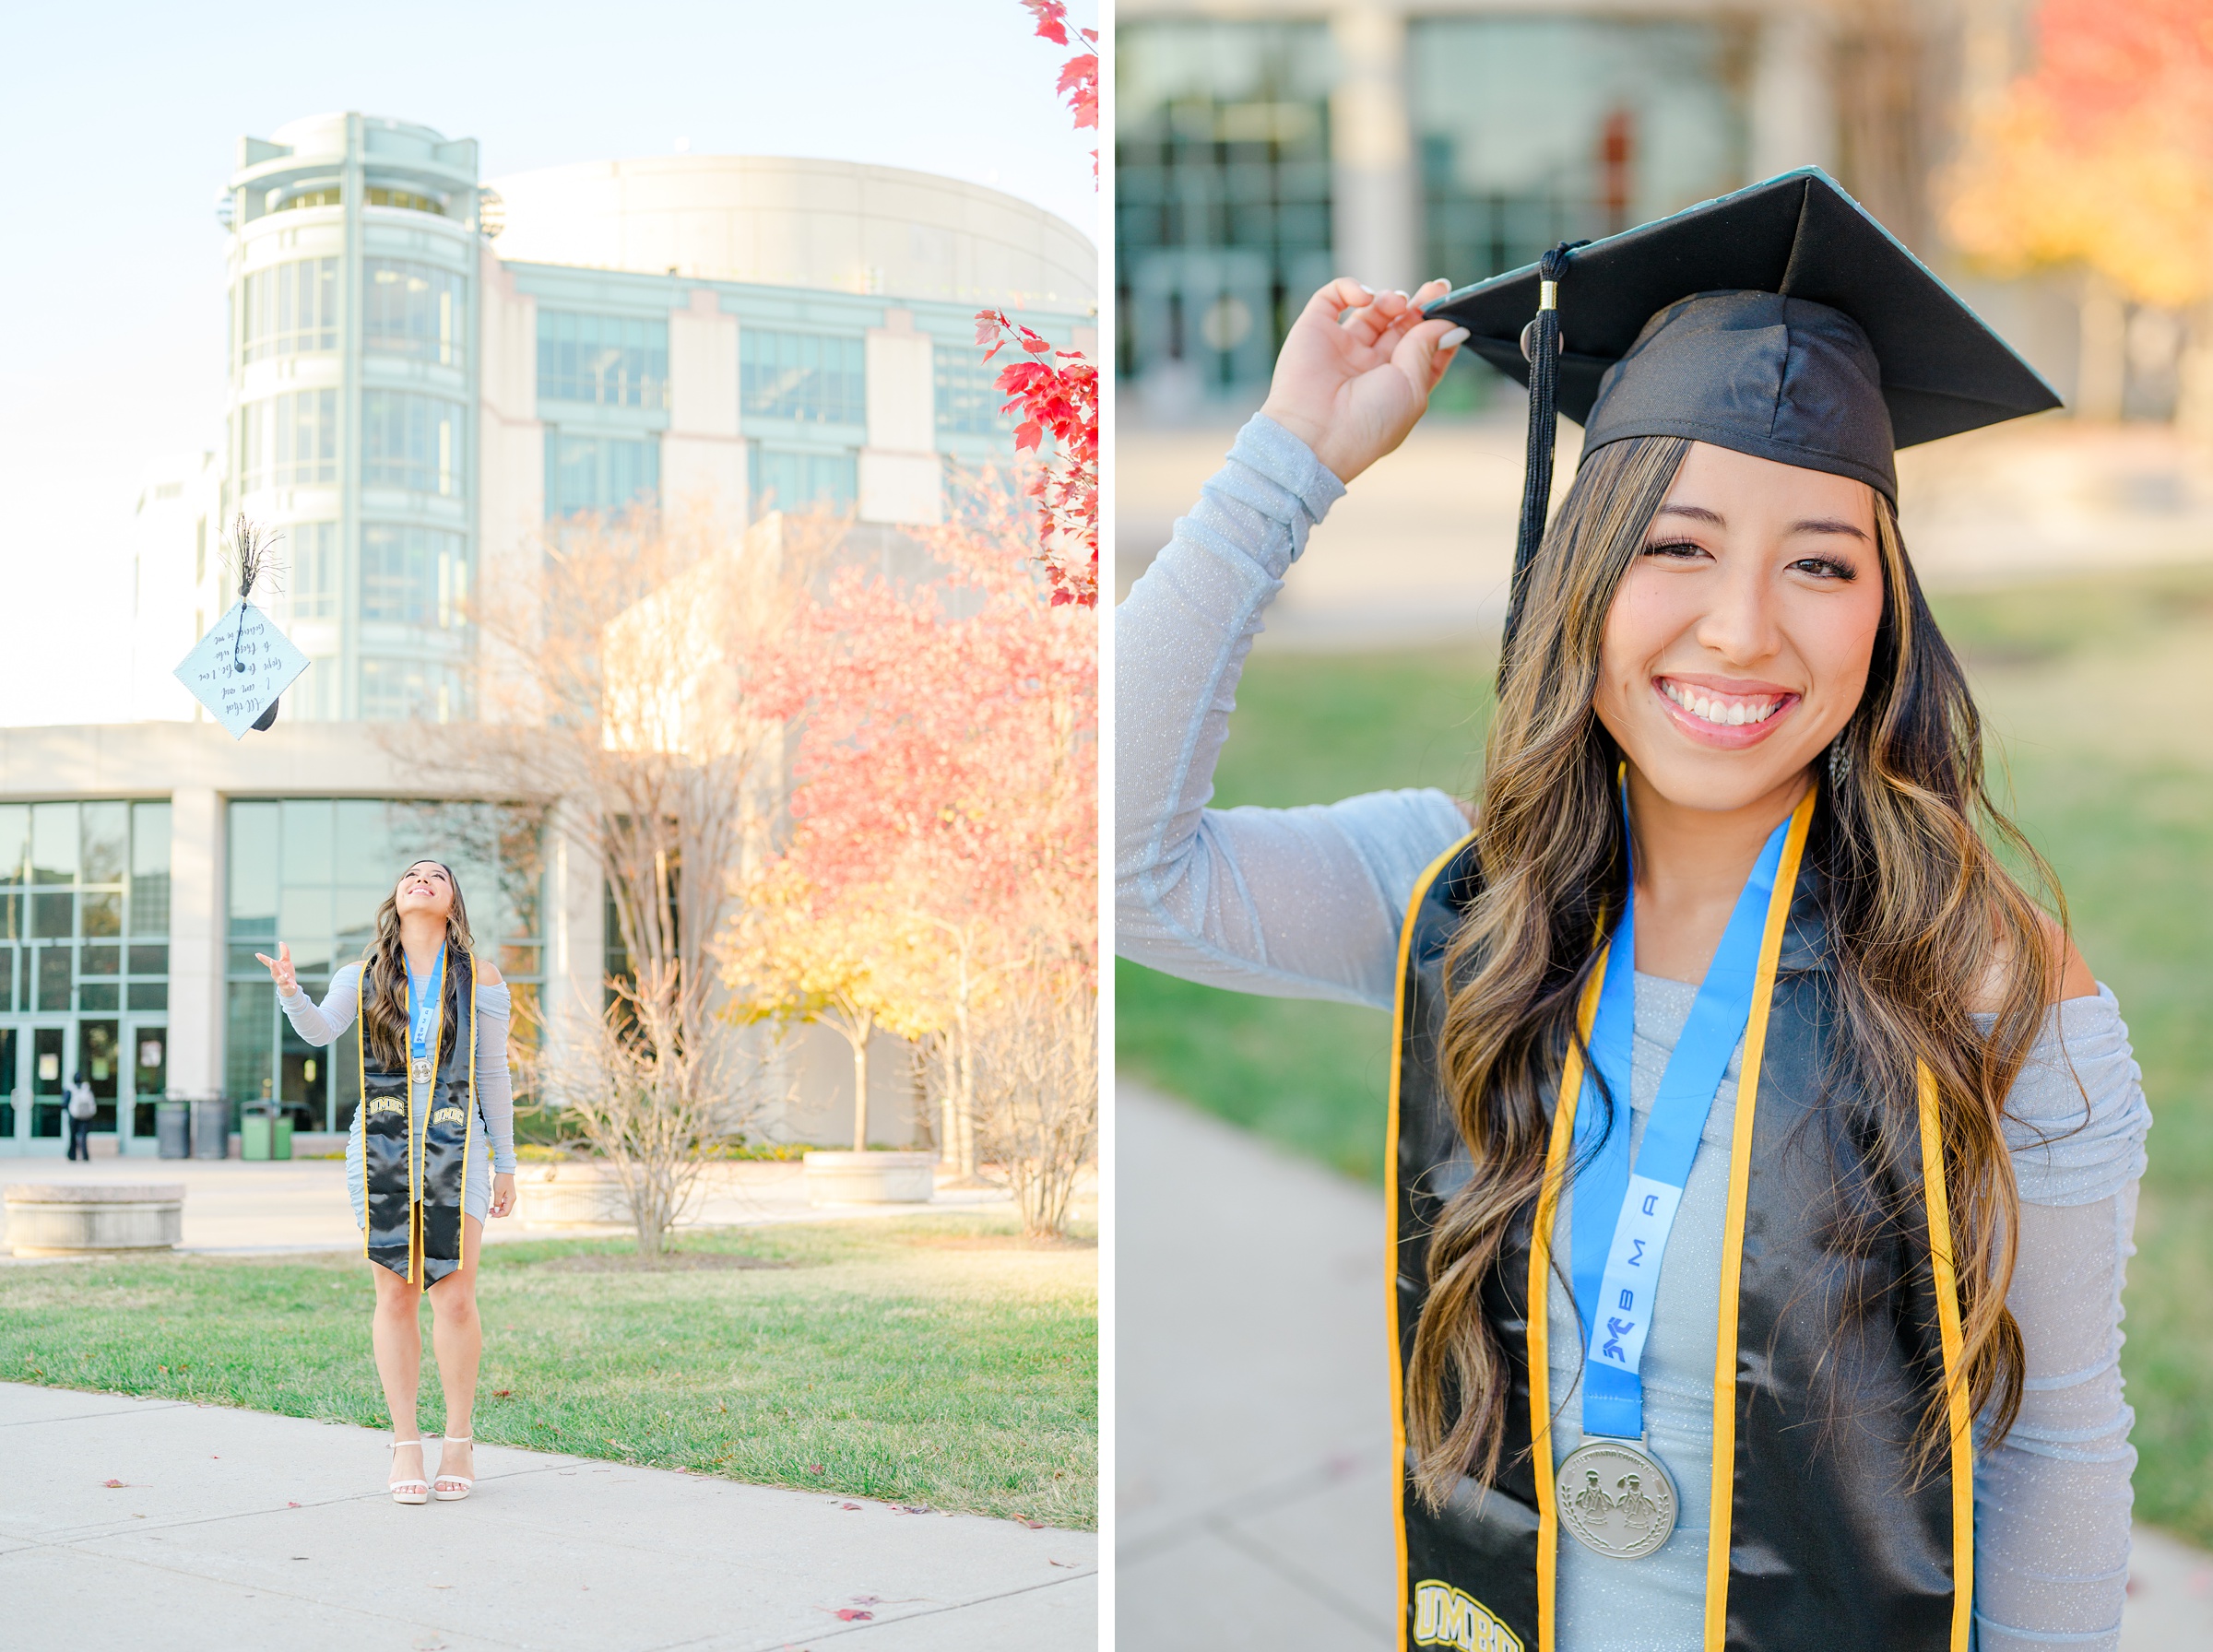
[1429, 168, 2062, 648]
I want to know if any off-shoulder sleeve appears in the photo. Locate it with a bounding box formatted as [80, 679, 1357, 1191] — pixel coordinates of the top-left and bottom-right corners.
[473, 983, 515, 1174]
[278, 962, 361, 1047]
[1114, 414, 1469, 1009]
[1973, 985, 2150, 1652]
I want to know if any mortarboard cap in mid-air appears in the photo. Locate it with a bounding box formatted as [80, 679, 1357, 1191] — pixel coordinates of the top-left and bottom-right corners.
[1427, 167, 2062, 648]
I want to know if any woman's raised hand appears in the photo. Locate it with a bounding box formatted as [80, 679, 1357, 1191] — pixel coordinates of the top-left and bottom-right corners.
[1259, 277, 1465, 485]
[254, 941, 298, 997]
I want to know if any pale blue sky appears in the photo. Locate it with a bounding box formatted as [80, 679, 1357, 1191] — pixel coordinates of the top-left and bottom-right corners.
[0, 0, 1097, 721]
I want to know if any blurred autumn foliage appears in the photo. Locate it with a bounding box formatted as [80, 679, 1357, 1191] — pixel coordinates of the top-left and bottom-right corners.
[717, 477, 1097, 1222]
[1945, 0, 2213, 310]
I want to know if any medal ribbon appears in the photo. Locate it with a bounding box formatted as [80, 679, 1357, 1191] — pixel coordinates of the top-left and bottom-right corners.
[408, 946, 444, 1070]
[1568, 802, 1793, 1441]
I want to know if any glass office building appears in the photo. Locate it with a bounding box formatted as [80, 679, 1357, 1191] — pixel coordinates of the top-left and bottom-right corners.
[0, 804, 172, 1147]
[6, 113, 1095, 1156]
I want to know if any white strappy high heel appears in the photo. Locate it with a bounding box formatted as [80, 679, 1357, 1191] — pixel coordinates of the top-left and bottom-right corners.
[388, 1437, 430, 1504]
[433, 1434, 475, 1502]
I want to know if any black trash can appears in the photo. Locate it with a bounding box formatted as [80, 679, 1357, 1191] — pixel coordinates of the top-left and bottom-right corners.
[191, 1098, 231, 1161]
[156, 1099, 192, 1160]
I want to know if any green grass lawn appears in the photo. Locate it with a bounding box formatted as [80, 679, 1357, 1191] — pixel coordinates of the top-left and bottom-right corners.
[0, 1214, 1097, 1529]
[1117, 563, 2213, 1545]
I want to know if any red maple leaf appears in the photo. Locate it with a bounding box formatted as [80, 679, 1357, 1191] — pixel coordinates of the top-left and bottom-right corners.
[1021, 0, 1099, 180]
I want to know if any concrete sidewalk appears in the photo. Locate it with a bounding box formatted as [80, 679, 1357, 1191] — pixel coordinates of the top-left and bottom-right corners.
[1116, 1080, 2213, 1650]
[0, 1158, 1024, 1258]
[1, 1382, 1095, 1650]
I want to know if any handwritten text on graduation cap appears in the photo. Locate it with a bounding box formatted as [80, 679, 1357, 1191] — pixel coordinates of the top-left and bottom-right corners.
[174, 601, 310, 738]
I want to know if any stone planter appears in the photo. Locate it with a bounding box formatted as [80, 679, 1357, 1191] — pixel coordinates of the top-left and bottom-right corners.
[801, 1150, 936, 1205]
[6, 1184, 184, 1257]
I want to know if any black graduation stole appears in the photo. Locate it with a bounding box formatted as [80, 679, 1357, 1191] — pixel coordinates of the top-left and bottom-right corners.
[359, 948, 477, 1292]
[1387, 809, 1974, 1652]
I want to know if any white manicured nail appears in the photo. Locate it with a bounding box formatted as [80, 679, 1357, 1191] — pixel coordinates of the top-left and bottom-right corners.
[1441, 327, 1470, 348]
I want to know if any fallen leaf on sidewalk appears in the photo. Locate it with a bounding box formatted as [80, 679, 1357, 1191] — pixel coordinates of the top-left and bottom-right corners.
[101, 1480, 125, 1488]
[839, 1502, 861, 1511]
[1050, 1560, 1078, 1568]
[832, 1610, 873, 1622]
[287, 1501, 302, 1508]
[1015, 1518, 1045, 1529]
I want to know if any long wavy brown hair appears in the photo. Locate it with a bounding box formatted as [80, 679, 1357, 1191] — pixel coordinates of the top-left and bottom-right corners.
[359, 861, 476, 1072]
[1405, 434, 2057, 1507]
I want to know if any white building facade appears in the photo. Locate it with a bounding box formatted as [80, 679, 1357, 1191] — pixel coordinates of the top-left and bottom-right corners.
[7, 112, 1095, 1157]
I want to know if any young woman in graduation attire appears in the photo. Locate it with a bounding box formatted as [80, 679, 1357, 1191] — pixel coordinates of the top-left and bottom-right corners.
[1118, 171, 2148, 1652]
[257, 859, 518, 1505]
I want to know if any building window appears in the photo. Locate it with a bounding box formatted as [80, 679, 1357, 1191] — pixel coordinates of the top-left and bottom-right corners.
[1411, 18, 1743, 289]
[1117, 20, 1337, 394]
[223, 799, 544, 1131]
[290, 522, 340, 620]
[240, 390, 339, 492]
[0, 801, 171, 1141]
[365, 185, 444, 216]
[545, 431, 659, 519]
[359, 658, 470, 723]
[935, 352, 1012, 437]
[271, 187, 341, 215]
[538, 313, 669, 408]
[740, 330, 866, 425]
[361, 392, 465, 497]
[361, 525, 469, 628]
[365, 259, 467, 366]
[241, 258, 338, 362]
[750, 447, 857, 516]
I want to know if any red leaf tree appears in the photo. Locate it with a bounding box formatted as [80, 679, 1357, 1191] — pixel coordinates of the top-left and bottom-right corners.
[718, 478, 1097, 1181]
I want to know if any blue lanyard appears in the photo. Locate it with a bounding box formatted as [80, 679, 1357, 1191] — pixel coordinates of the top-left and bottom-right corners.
[1568, 808, 1792, 1441]
[407, 946, 445, 1063]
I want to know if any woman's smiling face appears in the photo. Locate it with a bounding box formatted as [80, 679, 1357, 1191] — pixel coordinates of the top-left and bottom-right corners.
[394, 861, 455, 921]
[1592, 440, 1887, 813]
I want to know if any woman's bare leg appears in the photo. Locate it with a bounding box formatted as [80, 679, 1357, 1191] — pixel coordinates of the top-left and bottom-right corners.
[370, 1259, 425, 1485]
[428, 1216, 484, 1492]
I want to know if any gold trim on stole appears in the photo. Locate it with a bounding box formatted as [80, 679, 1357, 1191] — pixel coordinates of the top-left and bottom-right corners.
[1526, 953, 1609, 1652]
[1700, 785, 1817, 1650]
[1916, 1061, 1975, 1652]
[1388, 830, 1480, 1651]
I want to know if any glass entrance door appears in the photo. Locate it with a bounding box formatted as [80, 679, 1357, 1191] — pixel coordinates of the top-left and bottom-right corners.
[30, 1024, 67, 1140]
[82, 1018, 120, 1138]
[1, 1027, 14, 1139]
[130, 1024, 167, 1142]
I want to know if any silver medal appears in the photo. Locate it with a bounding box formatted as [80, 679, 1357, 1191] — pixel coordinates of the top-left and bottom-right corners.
[408, 1056, 433, 1087]
[1556, 1437, 1677, 1560]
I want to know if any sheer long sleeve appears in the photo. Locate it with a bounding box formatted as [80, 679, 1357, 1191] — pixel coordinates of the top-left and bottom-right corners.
[278, 963, 361, 1045]
[1114, 414, 1469, 1009]
[1974, 986, 2151, 1651]
[474, 984, 516, 1174]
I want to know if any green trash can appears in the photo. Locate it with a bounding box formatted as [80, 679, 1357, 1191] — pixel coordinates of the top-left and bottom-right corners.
[242, 1110, 294, 1162]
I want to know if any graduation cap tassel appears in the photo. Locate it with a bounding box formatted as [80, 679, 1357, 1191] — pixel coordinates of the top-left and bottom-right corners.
[1499, 240, 1587, 675]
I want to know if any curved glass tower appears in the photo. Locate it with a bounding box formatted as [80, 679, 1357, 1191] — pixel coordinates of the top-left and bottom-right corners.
[222, 114, 486, 722]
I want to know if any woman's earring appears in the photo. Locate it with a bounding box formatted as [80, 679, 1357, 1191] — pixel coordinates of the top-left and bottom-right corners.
[1828, 735, 1853, 792]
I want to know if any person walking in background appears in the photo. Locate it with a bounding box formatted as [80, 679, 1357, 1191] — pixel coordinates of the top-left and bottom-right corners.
[256, 860, 517, 1506]
[65, 1072, 96, 1161]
